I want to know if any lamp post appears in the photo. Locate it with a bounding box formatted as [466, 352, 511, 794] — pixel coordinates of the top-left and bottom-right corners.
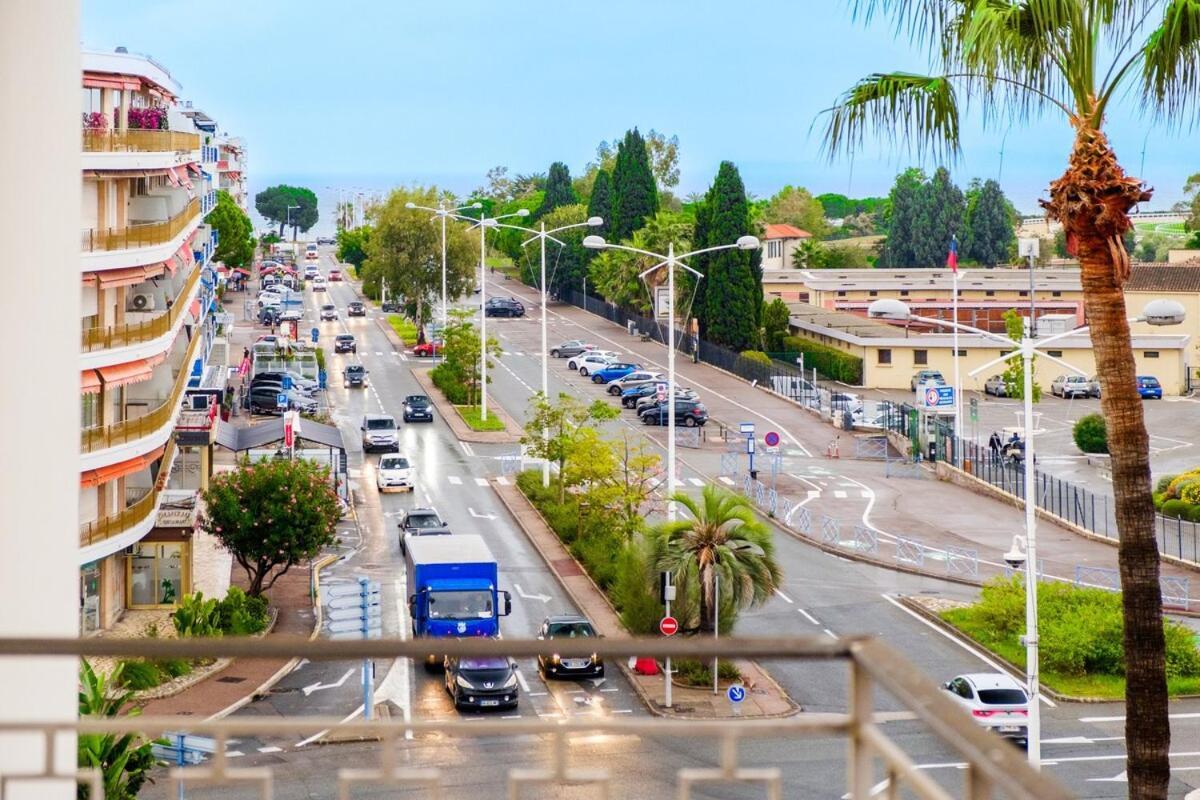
[584, 234, 761, 519]
[405, 199, 483, 358]
[867, 297, 1185, 767]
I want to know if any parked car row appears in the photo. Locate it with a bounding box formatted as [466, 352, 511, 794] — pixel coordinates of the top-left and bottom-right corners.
[1046, 373, 1163, 399]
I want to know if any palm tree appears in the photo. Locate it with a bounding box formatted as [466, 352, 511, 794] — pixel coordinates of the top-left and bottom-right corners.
[78, 660, 162, 799]
[822, 3, 1200, 795]
[650, 486, 780, 634]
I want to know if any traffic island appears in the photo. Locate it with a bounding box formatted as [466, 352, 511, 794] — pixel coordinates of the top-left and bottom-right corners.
[411, 367, 523, 444]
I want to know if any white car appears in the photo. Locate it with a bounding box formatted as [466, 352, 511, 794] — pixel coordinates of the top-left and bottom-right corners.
[312, 276, 327, 291]
[320, 304, 338, 321]
[575, 353, 619, 377]
[279, 308, 303, 322]
[257, 290, 282, 308]
[942, 673, 1029, 746]
[376, 453, 414, 492]
[568, 349, 617, 371]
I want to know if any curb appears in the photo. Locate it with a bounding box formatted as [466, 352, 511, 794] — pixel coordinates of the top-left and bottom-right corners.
[410, 367, 524, 444]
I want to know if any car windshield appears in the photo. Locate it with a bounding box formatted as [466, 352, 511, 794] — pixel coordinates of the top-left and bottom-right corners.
[547, 622, 594, 638]
[322, 304, 334, 310]
[380, 457, 409, 470]
[1140, 378, 1160, 386]
[337, 335, 354, 342]
[406, 396, 429, 406]
[977, 688, 1027, 705]
[407, 513, 441, 529]
[366, 418, 395, 430]
[427, 590, 493, 619]
[347, 366, 364, 374]
[459, 657, 509, 670]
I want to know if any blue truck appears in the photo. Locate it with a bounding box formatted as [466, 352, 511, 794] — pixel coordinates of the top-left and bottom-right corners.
[405, 535, 511, 669]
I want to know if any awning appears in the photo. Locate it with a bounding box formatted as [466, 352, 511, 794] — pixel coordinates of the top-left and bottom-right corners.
[231, 268, 251, 277]
[80, 444, 166, 488]
[92, 266, 147, 289]
[81, 370, 102, 395]
[186, 163, 202, 176]
[97, 359, 155, 388]
[83, 75, 140, 92]
[83, 167, 175, 179]
[188, 299, 202, 320]
[164, 168, 182, 188]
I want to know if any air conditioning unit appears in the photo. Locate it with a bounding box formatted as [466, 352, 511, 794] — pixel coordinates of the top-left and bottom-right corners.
[130, 292, 157, 312]
[188, 393, 211, 411]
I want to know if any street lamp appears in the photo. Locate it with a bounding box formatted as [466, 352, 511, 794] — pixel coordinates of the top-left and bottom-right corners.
[584, 233, 760, 519]
[405, 199, 484, 357]
[286, 205, 300, 242]
[867, 296, 1185, 768]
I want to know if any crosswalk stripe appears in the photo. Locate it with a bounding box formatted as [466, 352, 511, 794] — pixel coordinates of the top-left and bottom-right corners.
[718, 476, 735, 486]
[688, 477, 705, 487]
[474, 477, 489, 487]
[833, 490, 847, 498]
[257, 746, 282, 754]
[807, 490, 821, 499]
[495, 476, 510, 486]
[448, 476, 462, 485]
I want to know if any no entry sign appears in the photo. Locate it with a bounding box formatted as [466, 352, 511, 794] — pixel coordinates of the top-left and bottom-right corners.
[659, 616, 679, 636]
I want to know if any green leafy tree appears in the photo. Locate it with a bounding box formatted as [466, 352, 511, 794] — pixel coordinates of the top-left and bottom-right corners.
[913, 167, 966, 267]
[695, 161, 759, 350]
[879, 168, 926, 267]
[1000, 309, 1042, 402]
[529, 203, 590, 297]
[792, 240, 872, 269]
[537, 162, 577, 219]
[435, 308, 501, 406]
[586, 169, 613, 241]
[521, 392, 619, 503]
[610, 128, 659, 241]
[1184, 173, 1200, 231]
[760, 185, 830, 238]
[817, 193, 887, 220]
[78, 660, 163, 800]
[762, 297, 791, 351]
[199, 458, 341, 596]
[254, 184, 318, 238]
[963, 179, 1015, 267]
[335, 225, 371, 270]
[589, 210, 692, 311]
[650, 486, 781, 634]
[599, 433, 663, 543]
[207, 190, 254, 267]
[1074, 413, 1109, 454]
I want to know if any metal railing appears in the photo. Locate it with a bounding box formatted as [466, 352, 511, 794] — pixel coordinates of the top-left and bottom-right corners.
[81, 197, 200, 252]
[82, 128, 200, 153]
[0, 634, 1069, 800]
[81, 262, 201, 351]
[81, 325, 202, 453]
[78, 438, 175, 546]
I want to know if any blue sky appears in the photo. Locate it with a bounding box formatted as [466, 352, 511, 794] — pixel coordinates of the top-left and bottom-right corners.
[84, 0, 1195, 220]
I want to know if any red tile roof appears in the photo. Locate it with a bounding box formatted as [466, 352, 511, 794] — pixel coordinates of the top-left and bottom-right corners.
[1126, 264, 1200, 293]
[764, 223, 812, 240]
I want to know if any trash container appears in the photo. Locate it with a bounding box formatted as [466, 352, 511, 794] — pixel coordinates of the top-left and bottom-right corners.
[627, 320, 636, 336]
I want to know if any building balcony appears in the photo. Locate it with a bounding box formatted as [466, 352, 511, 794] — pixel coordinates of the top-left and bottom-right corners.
[79, 438, 175, 549]
[81, 197, 200, 253]
[81, 257, 202, 353]
[82, 128, 200, 153]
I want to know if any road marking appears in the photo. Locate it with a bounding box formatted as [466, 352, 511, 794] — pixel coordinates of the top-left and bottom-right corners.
[773, 589, 794, 604]
[880, 594, 1057, 708]
[833, 490, 847, 499]
[798, 608, 820, 625]
[257, 746, 282, 754]
[860, 490, 872, 498]
[822, 628, 837, 639]
[808, 490, 821, 499]
[475, 477, 489, 487]
[448, 476, 462, 485]
[225, 750, 244, 758]
[688, 477, 706, 487]
[495, 476, 510, 485]
[718, 476, 735, 486]
[1079, 712, 1200, 723]
[611, 709, 634, 714]
[301, 667, 355, 696]
[527, 691, 548, 697]
[515, 668, 531, 693]
[513, 583, 551, 603]
[374, 351, 383, 356]
[460, 441, 476, 457]
[468, 507, 497, 520]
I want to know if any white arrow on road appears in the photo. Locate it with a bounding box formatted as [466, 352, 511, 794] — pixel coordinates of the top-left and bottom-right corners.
[590, 677, 606, 689]
[513, 583, 551, 603]
[301, 668, 355, 697]
[1088, 770, 1127, 783]
[468, 507, 497, 520]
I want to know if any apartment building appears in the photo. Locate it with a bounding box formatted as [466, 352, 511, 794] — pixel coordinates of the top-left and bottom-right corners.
[79, 48, 234, 633]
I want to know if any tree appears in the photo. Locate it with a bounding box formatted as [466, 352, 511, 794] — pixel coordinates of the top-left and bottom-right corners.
[254, 184, 318, 238]
[207, 190, 253, 267]
[1184, 173, 1200, 231]
[792, 240, 871, 269]
[435, 308, 501, 406]
[823, 7, 1200, 786]
[199, 457, 341, 596]
[609, 128, 659, 242]
[530, 203, 589, 297]
[335, 225, 371, 270]
[649, 486, 780, 634]
[537, 162, 577, 219]
[78, 660, 161, 800]
[586, 129, 680, 191]
[1000, 309, 1041, 402]
[817, 192, 887, 220]
[589, 210, 692, 311]
[521, 392, 619, 503]
[1074, 413, 1109, 454]
[963, 179, 1015, 267]
[912, 167, 965, 267]
[879, 168, 926, 267]
[474, 165, 513, 202]
[695, 161, 759, 350]
[762, 297, 791, 351]
[586, 169, 612, 239]
[600, 434, 663, 543]
[761, 185, 830, 238]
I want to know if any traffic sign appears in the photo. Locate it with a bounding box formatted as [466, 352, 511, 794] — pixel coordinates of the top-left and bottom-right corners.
[969, 397, 978, 422]
[326, 605, 383, 622]
[659, 616, 679, 636]
[328, 593, 380, 610]
[739, 422, 755, 438]
[764, 431, 780, 448]
[282, 375, 292, 390]
[328, 616, 382, 635]
[276, 392, 288, 410]
[655, 382, 667, 402]
[311, 326, 320, 343]
[919, 385, 955, 409]
[325, 581, 381, 599]
[727, 683, 746, 704]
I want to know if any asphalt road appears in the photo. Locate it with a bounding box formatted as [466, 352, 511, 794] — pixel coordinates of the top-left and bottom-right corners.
[143, 252, 1200, 798]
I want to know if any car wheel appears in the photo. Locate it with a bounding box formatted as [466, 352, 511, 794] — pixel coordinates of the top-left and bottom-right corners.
[580, 368, 589, 376]
[550, 350, 559, 357]
[642, 415, 652, 425]
[592, 375, 603, 384]
[684, 416, 697, 428]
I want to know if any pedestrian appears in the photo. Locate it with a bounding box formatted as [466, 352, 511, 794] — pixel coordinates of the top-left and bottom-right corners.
[988, 431, 1001, 460]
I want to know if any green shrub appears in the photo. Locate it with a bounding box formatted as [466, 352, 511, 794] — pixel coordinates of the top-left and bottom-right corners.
[155, 658, 193, 679]
[1072, 413, 1108, 454]
[739, 350, 772, 367]
[1181, 483, 1200, 506]
[1161, 499, 1191, 519]
[431, 363, 469, 404]
[1166, 470, 1200, 499]
[1156, 474, 1178, 494]
[217, 586, 270, 635]
[779, 335, 863, 384]
[611, 542, 662, 635]
[116, 660, 165, 690]
[171, 592, 222, 638]
[673, 658, 742, 687]
[1187, 505, 1200, 523]
[1153, 492, 1165, 510]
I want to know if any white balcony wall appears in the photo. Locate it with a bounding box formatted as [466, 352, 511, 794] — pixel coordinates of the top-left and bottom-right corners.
[79, 486, 98, 525]
[128, 194, 170, 224]
[81, 284, 98, 318]
[82, 179, 98, 229]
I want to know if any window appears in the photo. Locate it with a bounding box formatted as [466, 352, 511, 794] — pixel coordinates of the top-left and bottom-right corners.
[985, 290, 995, 297]
[128, 542, 185, 607]
[81, 394, 97, 429]
[1019, 290, 1028, 297]
[956, 349, 967, 357]
[900, 290, 909, 297]
[1145, 351, 1160, 358]
[1047, 350, 1063, 358]
[869, 290, 878, 297]
[837, 291, 846, 297]
[1052, 291, 1062, 297]
[877, 349, 892, 365]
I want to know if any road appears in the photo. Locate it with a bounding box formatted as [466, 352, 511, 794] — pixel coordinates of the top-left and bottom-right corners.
[146, 250, 1200, 798]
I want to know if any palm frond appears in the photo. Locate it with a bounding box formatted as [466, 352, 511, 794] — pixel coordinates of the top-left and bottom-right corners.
[850, 0, 963, 51]
[822, 72, 962, 161]
[1141, 0, 1200, 124]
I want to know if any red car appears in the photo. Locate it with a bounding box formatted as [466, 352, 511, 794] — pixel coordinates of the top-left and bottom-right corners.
[412, 341, 442, 357]
[328, 269, 342, 281]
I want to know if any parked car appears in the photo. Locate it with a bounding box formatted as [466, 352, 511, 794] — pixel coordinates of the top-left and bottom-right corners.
[311, 276, 327, 291]
[1050, 374, 1091, 398]
[640, 398, 708, 427]
[343, 364, 368, 388]
[376, 453, 414, 492]
[549, 340, 595, 358]
[537, 615, 603, 679]
[279, 308, 303, 322]
[635, 389, 698, 416]
[983, 375, 1009, 397]
[443, 655, 519, 711]
[607, 370, 664, 396]
[334, 334, 357, 353]
[911, 369, 946, 391]
[1137, 375, 1163, 399]
[253, 370, 319, 395]
[829, 391, 864, 418]
[1088, 375, 1102, 398]
[381, 301, 400, 313]
[412, 341, 442, 357]
[621, 383, 663, 408]
[257, 290, 282, 308]
[329, 269, 343, 281]
[361, 414, 399, 452]
[347, 301, 366, 317]
[942, 673, 1029, 747]
[247, 385, 317, 415]
[484, 297, 525, 317]
[403, 394, 434, 423]
[398, 507, 452, 554]
[320, 303, 338, 321]
[258, 306, 281, 326]
[591, 362, 640, 384]
[567, 350, 616, 370]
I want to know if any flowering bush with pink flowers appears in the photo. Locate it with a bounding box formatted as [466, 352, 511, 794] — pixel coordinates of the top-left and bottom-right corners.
[82, 111, 108, 130]
[116, 106, 169, 131]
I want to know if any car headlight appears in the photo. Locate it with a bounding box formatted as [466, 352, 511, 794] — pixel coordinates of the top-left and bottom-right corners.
[503, 673, 518, 689]
[551, 654, 560, 664]
[404, 405, 413, 412]
[456, 675, 474, 689]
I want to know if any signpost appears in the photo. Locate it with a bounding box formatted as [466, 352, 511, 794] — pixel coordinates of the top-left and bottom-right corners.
[655, 382, 668, 403]
[727, 683, 746, 716]
[311, 326, 319, 343]
[325, 578, 382, 719]
[658, 616, 679, 636]
[275, 392, 288, 411]
[764, 430, 780, 448]
[660, 571, 676, 708]
[152, 733, 217, 799]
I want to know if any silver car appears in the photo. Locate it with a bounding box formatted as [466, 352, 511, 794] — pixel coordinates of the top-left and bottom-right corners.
[983, 374, 1009, 397]
[550, 340, 594, 358]
[942, 673, 1029, 746]
[1050, 374, 1091, 398]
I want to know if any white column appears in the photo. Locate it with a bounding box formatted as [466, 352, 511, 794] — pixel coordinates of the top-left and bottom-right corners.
[1022, 344, 1041, 767]
[0, 3, 80, 796]
[667, 242, 677, 520]
[541, 223, 550, 487]
[480, 221, 489, 420]
[440, 209, 448, 352]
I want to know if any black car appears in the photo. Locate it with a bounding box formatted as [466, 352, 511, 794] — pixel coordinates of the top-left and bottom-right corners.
[258, 306, 280, 326]
[246, 385, 316, 415]
[635, 389, 697, 416]
[381, 301, 400, 313]
[640, 398, 709, 427]
[537, 615, 604, 679]
[443, 655, 519, 711]
[398, 507, 452, 553]
[403, 394, 434, 423]
[484, 297, 525, 318]
[348, 301, 366, 317]
[334, 333, 357, 353]
[343, 364, 368, 388]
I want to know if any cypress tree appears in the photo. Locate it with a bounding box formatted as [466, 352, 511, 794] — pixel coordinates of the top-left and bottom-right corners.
[963, 178, 1015, 267]
[586, 169, 612, 237]
[912, 167, 965, 267]
[880, 168, 924, 267]
[537, 162, 577, 219]
[697, 162, 757, 350]
[610, 128, 659, 242]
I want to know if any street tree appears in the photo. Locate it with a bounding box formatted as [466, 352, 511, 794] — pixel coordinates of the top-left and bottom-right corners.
[208, 190, 254, 267]
[963, 179, 1016, 267]
[695, 161, 759, 350]
[912, 167, 965, 267]
[586, 169, 613, 240]
[474, 165, 513, 202]
[762, 297, 791, 351]
[435, 308, 501, 406]
[599, 433, 663, 543]
[650, 486, 780, 635]
[823, 5, 1200, 788]
[586, 129, 681, 191]
[521, 392, 619, 504]
[610, 128, 659, 242]
[527, 203, 589, 297]
[760, 185, 830, 238]
[254, 184, 318, 239]
[335, 225, 371, 271]
[200, 457, 341, 597]
[537, 162, 577, 219]
[588, 210, 692, 312]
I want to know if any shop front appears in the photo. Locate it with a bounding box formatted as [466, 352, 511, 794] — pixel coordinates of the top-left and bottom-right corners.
[126, 534, 190, 609]
[80, 561, 101, 634]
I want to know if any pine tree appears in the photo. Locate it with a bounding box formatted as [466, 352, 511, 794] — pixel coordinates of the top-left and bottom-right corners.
[912, 167, 965, 267]
[880, 168, 925, 267]
[697, 162, 757, 350]
[610, 128, 659, 242]
[963, 178, 1015, 267]
[537, 161, 577, 220]
[587, 169, 613, 238]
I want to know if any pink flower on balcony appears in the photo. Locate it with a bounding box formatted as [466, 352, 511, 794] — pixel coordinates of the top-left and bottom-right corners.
[81, 111, 108, 130]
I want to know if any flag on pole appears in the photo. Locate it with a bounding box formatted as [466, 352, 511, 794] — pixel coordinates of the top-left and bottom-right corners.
[946, 236, 959, 274]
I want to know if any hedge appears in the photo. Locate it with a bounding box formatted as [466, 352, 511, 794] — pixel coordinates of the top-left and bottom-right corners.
[739, 350, 772, 366]
[778, 335, 863, 384]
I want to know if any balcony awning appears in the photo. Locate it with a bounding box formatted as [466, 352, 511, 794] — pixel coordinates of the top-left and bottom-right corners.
[83, 167, 175, 179]
[81, 370, 102, 395]
[89, 266, 147, 289]
[186, 163, 202, 176]
[188, 299, 202, 320]
[80, 444, 166, 488]
[97, 359, 155, 388]
[164, 168, 182, 188]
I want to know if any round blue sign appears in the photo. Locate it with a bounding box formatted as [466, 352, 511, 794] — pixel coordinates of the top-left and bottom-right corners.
[726, 683, 746, 704]
[764, 431, 780, 448]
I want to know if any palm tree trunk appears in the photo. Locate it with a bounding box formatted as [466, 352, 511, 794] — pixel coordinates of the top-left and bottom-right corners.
[698, 562, 714, 635]
[1044, 127, 1168, 799]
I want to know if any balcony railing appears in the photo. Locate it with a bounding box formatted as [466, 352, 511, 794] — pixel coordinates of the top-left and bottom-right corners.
[79, 438, 175, 547]
[82, 128, 200, 153]
[81, 325, 203, 453]
[81, 261, 202, 351]
[82, 197, 201, 253]
[0, 635, 1070, 800]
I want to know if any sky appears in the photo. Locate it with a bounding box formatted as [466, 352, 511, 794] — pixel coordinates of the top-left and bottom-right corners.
[84, 0, 1196, 232]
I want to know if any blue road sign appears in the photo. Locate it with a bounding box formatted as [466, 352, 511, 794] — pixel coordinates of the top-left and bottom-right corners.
[311, 327, 320, 343]
[727, 684, 746, 704]
[319, 369, 328, 390]
[282, 375, 292, 390]
[276, 392, 288, 409]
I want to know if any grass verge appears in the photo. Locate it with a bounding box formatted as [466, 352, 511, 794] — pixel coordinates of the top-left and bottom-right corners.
[456, 405, 506, 432]
[388, 315, 418, 345]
